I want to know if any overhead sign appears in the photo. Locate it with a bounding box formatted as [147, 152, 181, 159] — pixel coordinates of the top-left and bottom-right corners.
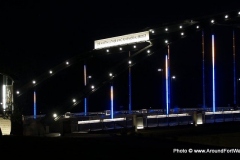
[94, 31, 149, 50]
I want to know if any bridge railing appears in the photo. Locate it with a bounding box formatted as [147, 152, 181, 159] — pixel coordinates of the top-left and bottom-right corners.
[67, 109, 240, 133]
[20, 107, 240, 134]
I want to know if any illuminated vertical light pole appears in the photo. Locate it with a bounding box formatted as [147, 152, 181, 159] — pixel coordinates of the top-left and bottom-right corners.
[128, 51, 132, 113]
[158, 68, 164, 109]
[171, 75, 176, 108]
[32, 80, 37, 119]
[212, 34, 216, 112]
[33, 90, 36, 119]
[165, 55, 169, 115]
[84, 62, 87, 116]
[167, 42, 171, 114]
[202, 30, 206, 109]
[109, 73, 114, 119]
[233, 30, 237, 106]
[237, 78, 240, 106]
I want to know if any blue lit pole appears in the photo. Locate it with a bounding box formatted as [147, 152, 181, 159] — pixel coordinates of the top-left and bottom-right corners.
[158, 68, 164, 109]
[237, 78, 240, 106]
[171, 75, 176, 109]
[31, 80, 37, 119]
[128, 51, 132, 113]
[202, 30, 206, 109]
[233, 30, 237, 106]
[84, 62, 87, 116]
[33, 90, 36, 119]
[165, 55, 169, 115]
[212, 34, 216, 112]
[109, 73, 114, 119]
[166, 42, 171, 114]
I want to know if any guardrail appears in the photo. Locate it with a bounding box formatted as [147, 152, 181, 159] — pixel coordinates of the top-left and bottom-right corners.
[65, 109, 240, 133]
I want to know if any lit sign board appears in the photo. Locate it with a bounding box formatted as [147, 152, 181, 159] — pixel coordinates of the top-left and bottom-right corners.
[94, 31, 149, 50]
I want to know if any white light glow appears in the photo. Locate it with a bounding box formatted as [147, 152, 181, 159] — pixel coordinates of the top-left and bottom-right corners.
[78, 119, 101, 124]
[94, 31, 149, 49]
[150, 29, 154, 33]
[53, 113, 57, 118]
[205, 110, 240, 115]
[103, 118, 125, 122]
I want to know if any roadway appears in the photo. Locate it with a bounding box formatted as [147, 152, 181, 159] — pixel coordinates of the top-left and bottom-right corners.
[1, 121, 240, 158]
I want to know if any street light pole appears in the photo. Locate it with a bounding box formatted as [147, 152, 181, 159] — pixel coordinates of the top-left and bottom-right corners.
[158, 68, 164, 109]
[171, 75, 176, 109]
[128, 51, 132, 113]
[109, 73, 114, 119]
[83, 62, 92, 116]
[237, 78, 240, 107]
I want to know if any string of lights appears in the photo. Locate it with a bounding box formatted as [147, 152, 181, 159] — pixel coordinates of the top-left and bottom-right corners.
[12, 9, 240, 117]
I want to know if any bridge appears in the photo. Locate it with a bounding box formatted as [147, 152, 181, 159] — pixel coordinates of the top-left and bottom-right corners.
[1, 9, 240, 135]
[19, 106, 240, 136]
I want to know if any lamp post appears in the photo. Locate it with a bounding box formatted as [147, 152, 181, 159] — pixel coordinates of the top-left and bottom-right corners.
[128, 58, 132, 114]
[85, 75, 92, 116]
[109, 73, 114, 119]
[237, 78, 240, 107]
[158, 68, 164, 109]
[171, 75, 176, 110]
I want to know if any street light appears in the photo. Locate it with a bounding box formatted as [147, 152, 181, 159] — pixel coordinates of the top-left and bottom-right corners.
[158, 68, 164, 109]
[171, 75, 176, 109]
[53, 113, 57, 118]
[72, 98, 77, 106]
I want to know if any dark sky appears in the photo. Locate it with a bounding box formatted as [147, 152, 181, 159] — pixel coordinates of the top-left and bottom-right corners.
[0, 1, 240, 116]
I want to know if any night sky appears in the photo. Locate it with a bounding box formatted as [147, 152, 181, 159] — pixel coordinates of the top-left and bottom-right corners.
[0, 1, 240, 116]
